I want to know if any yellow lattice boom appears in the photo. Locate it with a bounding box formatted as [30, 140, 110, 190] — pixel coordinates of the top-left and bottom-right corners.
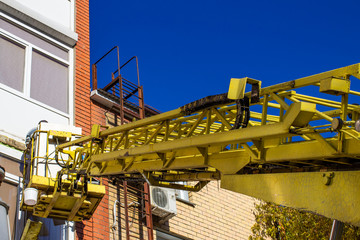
[24, 64, 360, 225]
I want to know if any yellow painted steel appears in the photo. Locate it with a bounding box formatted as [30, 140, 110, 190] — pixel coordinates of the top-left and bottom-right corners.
[21, 130, 106, 221]
[320, 77, 350, 95]
[49, 130, 72, 138]
[24, 64, 360, 225]
[227, 77, 260, 99]
[228, 78, 247, 99]
[20, 175, 105, 221]
[20, 219, 43, 240]
[221, 171, 360, 227]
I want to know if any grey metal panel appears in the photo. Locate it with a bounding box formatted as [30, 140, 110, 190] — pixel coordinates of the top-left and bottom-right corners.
[30, 50, 68, 113]
[0, 35, 25, 92]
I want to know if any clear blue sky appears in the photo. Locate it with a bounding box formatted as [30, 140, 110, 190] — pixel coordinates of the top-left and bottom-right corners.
[90, 0, 360, 112]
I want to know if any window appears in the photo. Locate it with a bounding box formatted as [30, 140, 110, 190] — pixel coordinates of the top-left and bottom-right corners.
[156, 230, 186, 240]
[0, 29, 70, 114]
[30, 50, 68, 113]
[0, 155, 24, 240]
[37, 218, 74, 240]
[0, 174, 20, 240]
[0, 35, 25, 92]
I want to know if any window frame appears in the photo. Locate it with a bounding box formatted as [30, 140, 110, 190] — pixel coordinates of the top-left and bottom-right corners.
[30, 48, 70, 113]
[156, 230, 187, 240]
[0, 31, 28, 95]
[0, 34, 26, 92]
[0, 13, 74, 123]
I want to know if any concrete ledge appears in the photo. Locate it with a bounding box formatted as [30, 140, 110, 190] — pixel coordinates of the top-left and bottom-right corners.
[0, 0, 77, 47]
[0, 134, 26, 151]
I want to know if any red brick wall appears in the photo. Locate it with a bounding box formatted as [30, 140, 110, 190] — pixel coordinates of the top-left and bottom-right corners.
[90, 179, 110, 240]
[90, 103, 108, 126]
[74, 0, 110, 239]
[74, 0, 91, 135]
[75, 180, 110, 240]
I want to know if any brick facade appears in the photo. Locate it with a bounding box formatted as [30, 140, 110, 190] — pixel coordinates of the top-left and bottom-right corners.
[160, 182, 256, 239]
[74, 0, 91, 136]
[74, 1, 256, 239]
[107, 181, 256, 240]
[108, 182, 150, 240]
[74, 0, 111, 239]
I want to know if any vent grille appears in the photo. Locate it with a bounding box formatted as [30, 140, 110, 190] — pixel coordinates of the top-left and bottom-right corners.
[152, 188, 168, 208]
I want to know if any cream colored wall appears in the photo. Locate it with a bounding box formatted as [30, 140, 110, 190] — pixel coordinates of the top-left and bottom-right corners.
[162, 181, 256, 240]
[108, 180, 256, 240]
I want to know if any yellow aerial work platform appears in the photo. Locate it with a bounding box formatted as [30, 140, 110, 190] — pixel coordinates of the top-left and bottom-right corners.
[21, 128, 106, 221]
[21, 175, 105, 221]
[22, 64, 360, 226]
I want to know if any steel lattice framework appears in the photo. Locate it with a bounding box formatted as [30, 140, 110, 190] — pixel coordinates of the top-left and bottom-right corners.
[24, 64, 360, 225]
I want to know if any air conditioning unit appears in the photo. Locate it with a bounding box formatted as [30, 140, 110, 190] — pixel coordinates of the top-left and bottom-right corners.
[150, 186, 177, 219]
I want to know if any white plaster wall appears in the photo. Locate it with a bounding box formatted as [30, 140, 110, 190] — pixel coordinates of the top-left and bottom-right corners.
[0, 88, 70, 140]
[14, 0, 72, 29]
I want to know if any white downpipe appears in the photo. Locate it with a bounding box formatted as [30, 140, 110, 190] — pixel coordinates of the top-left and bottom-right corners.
[111, 200, 139, 230]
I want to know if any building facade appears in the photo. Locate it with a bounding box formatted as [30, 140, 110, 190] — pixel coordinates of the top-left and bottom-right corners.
[82, 76, 257, 240]
[0, 0, 84, 239]
[0, 0, 256, 239]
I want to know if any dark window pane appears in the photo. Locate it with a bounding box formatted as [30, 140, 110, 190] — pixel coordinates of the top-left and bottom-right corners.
[30, 50, 68, 113]
[0, 35, 25, 92]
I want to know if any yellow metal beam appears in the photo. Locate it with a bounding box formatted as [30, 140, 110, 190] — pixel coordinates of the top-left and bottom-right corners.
[160, 171, 220, 181]
[28, 64, 360, 224]
[88, 102, 310, 168]
[20, 175, 105, 221]
[260, 63, 360, 95]
[20, 219, 43, 240]
[146, 172, 210, 192]
[86, 137, 360, 176]
[221, 171, 360, 227]
[270, 92, 289, 110]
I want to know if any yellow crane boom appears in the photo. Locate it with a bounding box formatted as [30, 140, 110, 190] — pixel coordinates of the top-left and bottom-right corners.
[22, 64, 360, 226]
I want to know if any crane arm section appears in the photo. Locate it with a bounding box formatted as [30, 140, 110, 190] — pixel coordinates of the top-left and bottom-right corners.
[24, 64, 360, 225]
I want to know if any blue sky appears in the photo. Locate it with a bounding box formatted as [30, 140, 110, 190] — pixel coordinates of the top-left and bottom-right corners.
[90, 0, 360, 112]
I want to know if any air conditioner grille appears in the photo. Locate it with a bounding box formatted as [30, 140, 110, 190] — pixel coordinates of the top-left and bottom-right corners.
[152, 188, 168, 208]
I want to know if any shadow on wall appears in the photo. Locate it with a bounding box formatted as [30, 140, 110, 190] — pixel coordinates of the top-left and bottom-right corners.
[75, 221, 85, 240]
